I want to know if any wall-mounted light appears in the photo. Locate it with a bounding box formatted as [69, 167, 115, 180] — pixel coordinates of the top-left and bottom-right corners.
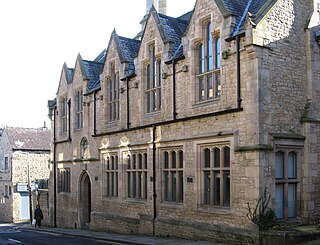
[182, 65, 188, 72]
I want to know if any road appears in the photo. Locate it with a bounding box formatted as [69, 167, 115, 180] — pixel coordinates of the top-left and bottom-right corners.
[0, 223, 122, 245]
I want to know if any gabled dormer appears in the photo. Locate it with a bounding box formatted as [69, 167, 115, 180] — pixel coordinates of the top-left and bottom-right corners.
[101, 30, 140, 125]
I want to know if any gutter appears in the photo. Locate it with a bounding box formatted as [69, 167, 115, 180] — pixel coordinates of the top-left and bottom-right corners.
[152, 125, 157, 236]
[93, 91, 97, 135]
[53, 107, 57, 228]
[126, 77, 130, 129]
[67, 99, 72, 141]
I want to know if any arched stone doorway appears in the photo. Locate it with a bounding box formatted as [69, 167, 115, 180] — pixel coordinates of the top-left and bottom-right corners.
[79, 171, 91, 227]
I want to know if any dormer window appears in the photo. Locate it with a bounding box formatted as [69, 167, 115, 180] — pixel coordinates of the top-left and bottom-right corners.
[197, 22, 221, 102]
[146, 45, 161, 113]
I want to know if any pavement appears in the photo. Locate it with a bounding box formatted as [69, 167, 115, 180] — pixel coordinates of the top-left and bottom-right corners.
[16, 222, 230, 245]
[12, 222, 320, 245]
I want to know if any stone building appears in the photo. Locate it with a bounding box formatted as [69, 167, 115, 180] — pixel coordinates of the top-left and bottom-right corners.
[47, 0, 320, 243]
[0, 127, 51, 223]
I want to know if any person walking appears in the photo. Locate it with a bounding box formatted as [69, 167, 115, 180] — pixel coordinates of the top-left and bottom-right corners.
[34, 204, 44, 228]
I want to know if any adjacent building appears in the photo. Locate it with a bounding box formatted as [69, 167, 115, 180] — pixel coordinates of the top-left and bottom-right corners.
[0, 127, 51, 222]
[47, 0, 320, 243]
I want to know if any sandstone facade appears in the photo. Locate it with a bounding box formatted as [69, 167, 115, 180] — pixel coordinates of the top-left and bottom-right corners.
[48, 0, 320, 243]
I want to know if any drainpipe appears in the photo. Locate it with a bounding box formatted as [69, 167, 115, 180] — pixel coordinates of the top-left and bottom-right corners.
[93, 91, 97, 135]
[126, 77, 130, 129]
[172, 60, 177, 120]
[67, 99, 71, 141]
[236, 35, 242, 109]
[152, 125, 157, 236]
[53, 107, 57, 228]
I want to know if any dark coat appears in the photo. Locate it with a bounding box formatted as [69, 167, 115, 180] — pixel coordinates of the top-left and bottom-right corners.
[34, 207, 43, 221]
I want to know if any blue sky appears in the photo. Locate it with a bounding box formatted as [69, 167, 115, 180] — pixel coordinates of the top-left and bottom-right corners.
[0, 0, 196, 128]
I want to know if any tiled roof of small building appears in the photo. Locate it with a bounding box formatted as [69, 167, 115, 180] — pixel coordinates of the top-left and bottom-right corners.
[82, 60, 104, 93]
[5, 127, 51, 151]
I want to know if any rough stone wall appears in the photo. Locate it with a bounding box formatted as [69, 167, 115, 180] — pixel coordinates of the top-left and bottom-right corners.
[0, 130, 13, 222]
[254, 0, 310, 137]
[11, 152, 50, 222]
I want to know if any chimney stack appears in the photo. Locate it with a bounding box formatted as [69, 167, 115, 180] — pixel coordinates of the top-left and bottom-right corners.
[146, 0, 166, 15]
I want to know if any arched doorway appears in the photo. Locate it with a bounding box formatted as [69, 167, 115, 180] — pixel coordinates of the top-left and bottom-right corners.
[79, 171, 91, 227]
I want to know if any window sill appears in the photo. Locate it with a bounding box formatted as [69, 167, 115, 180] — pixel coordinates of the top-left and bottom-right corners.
[124, 198, 147, 205]
[102, 196, 118, 200]
[159, 202, 184, 209]
[193, 97, 221, 108]
[144, 111, 161, 118]
[197, 205, 230, 214]
[58, 192, 71, 195]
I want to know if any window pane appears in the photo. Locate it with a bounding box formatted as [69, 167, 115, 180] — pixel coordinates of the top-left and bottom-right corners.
[275, 184, 284, 219]
[133, 172, 136, 198]
[214, 171, 220, 205]
[127, 173, 131, 198]
[164, 151, 169, 169]
[152, 91, 156, 111]
[164, 171, 169, 201]
[147, 64, 150, 89]
[147, 92, 151, 113]
[275, 152, 284, 179]
[207, 75, 213, 99]
[172, 172, 177, 202]
[138, 154, 142, 169]
[144, 172, 147, 199]
[179, 150, 183, 168]
[207, 22, 213, 71]
[199, 78, 204, 101]
[158, 60, 162, 86]
[144, 153, 148, 169]
[179, 171, 183, 202]
[204, 171, 210, 204]
[127, 156, 131, 169]
[215, 38, 221, 69]
[214, 148, 220, 167]
[223, 171, 230, 206]
[204, 148, 210, 168]
[224, 147, 230, 167]
[199, 44, 204, 73]
[215, 71, 221, 97]
[172, 151, 176, 168]
[288, 184, 296, 218]
[288, 152, 297, 179]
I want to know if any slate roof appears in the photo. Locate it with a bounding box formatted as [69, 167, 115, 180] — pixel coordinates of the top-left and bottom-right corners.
[157, 12, 190, 60]
[5, 127, 51, 151]
[94, 49, 107, 63]
[66, 67, 74, 83]
[118, 36, 140, 78]
[82, 60, 104, 93]
[218, 0, 277, 36]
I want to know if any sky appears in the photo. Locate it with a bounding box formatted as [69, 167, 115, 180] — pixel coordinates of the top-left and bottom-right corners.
[0, 0, 196, 129]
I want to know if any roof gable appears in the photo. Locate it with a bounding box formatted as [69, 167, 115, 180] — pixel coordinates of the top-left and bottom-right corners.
[217, 0, 278, 36]
[140, 5, 191, 61]
[104, 30, 140, 79]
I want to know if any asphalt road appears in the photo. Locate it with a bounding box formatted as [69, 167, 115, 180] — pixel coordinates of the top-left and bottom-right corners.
[0, 224, 122, 245]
